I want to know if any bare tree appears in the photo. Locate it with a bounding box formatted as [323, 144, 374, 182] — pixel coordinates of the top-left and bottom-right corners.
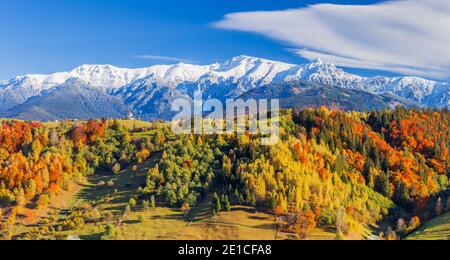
[435, 197, 443, 217]
[50, 129, 60, 146]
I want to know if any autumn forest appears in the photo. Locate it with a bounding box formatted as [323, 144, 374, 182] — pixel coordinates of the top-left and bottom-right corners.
[0, 107, 449, 240]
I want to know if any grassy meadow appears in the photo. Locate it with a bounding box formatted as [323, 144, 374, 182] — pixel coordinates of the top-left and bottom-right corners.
[406, 212, 450, 240]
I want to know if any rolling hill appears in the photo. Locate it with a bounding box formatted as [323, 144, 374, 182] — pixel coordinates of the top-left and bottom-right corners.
[407, 212, 450, 240]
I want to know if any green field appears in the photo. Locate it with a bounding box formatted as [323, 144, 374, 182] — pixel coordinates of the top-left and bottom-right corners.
[406, 212, 450, 240]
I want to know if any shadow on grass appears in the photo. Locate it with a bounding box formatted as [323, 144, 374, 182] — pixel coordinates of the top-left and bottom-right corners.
[103, 205, 126, 212]
[122, 220, 142, 225]
[79, 233, 102, 240]
[230, 206, 259, 214]
[248, 215, 269, 221]
[254, 223, 278, 230]
[74, 158, 157, 205]
[149, 213, 185, 221]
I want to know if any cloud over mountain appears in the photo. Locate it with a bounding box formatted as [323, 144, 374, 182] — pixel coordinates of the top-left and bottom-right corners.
[213, 0, 450, 80]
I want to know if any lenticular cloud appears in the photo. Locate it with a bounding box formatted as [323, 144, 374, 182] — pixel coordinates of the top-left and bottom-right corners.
[213, 0, 450, 79]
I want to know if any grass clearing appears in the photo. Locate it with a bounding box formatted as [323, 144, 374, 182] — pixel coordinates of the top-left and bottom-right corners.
[406, 212, 450, 240]
[130, 130, 156, 140]
[116, 120, 155, 130]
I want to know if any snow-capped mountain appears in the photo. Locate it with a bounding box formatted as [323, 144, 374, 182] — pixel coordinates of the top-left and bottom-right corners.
[0, 55, 448, 121]
[280, 58, 448, 106]
[5, 78, 131, 121]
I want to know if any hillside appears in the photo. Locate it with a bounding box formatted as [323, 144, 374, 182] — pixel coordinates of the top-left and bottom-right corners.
[239, 81, 417, 111]
[407, 212, 450, 240]
[2, 78, 130, 121]
[1, 108, 449, 240]
[12, 157, 335, 240]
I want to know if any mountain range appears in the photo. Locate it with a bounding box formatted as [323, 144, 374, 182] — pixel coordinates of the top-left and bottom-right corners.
[0, 55, 448, 121]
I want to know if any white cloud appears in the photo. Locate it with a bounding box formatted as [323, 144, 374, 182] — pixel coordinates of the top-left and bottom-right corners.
[213, 0, 450, 79]
[132, 55, 193, 63]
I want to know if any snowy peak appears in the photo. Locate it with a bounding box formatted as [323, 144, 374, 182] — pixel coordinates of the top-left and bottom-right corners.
[221, 55, 271, 66]
[70, 64, 119, 73]
[220, 55, 287, 68]
[0, 55, 449, 114]
[0, 56, 353, 93]
[69, 62, 219, 87]
[213, 55, 294, 87]
[306, 58, 333, 69]
[162, 63, 215, 84]
[69, 64, 157, 88]
[282, 58, 358, 88]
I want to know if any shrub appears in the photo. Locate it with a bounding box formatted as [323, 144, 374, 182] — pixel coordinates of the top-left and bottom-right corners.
[150, 196, 156, 208]
[317, 209, 336, 227]
[102, 212, 114, 222]
[101, 225, 116, 240]
[396, 218, 407, 235]
[112, 163, 121, 174]
[181, 203, 191, 216]
[107, 180, 114, 188]
[35, 194, 50, 209]
[125, 204, 131, 214]
[0, 193, 15, 207]
[292, 211, 317, 239]
[129, 198, 137, 208]
[142, 200, 150, 210]
[336, 230, 345, 240]
[407, 216, 421, 233]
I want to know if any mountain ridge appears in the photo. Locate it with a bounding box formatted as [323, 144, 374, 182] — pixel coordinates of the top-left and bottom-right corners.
[2, 78, 131, 121]
[1, 55, 448, 121]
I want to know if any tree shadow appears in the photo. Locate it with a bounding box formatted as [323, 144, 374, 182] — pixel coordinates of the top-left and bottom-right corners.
[254, 223, 278, 230]
[122, 220, 142, 225]
[230, 206, 260, 214]
[79, 233, 102, 240]
[149, 213, 185, 221]
[248, 215, 269, 221]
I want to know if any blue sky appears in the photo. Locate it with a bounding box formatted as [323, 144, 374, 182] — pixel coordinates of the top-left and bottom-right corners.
[1, 0, 449, 80]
